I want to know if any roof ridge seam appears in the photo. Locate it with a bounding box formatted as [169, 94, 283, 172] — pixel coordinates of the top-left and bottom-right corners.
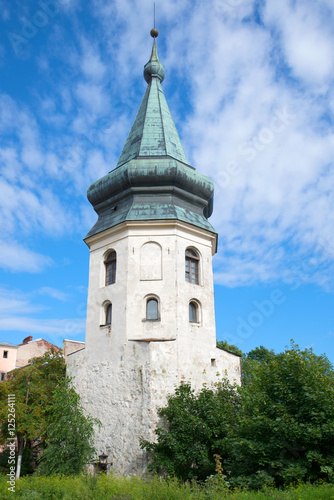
[156, 79, 167, 155]
[138, 80, 152, 157]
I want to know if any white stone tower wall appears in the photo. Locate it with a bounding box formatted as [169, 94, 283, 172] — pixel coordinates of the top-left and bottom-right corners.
[67, 219, 241, 474]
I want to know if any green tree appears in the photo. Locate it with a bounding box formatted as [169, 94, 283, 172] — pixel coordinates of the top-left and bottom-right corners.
[242, 345, 276, 386]
[141, 379, 240, 481]
[229, 342, 334, 487]
[37, 380, 100, 475]
[246, 345, 276, 363]
[0, 349, 65, 478]
[217, 340, 243, 357]
[0, 349, 99, 477]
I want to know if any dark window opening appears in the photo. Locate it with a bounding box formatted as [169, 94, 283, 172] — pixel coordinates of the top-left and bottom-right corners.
[1, 373, 6, 381]
[105, 304, 112, 325]
[211, 359, 216, 367]
[146, 298, 159, 320]
[185, 249, 199, 284]
[189, 301, 199, 323]
[105, 251, 116, 286]
[3, 351, 8, 359]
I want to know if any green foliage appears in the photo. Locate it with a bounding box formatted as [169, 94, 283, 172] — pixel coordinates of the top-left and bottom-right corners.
[143, 342, 334, 489]
[0, 349, 66, 445]
[0, 349, 99, 477]
[0, 350, 66, 476]
[0, 474, 334, 500]
[141, 379, 240, 481]
[217, 340, 243, 357]
[37, 380, 100, 476]
[229, 342, 334, 487]
[242, 345, 276, 386]
[246, 345, 276, 363]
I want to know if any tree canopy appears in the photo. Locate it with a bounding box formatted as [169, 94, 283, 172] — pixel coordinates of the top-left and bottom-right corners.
[37, 380, 99, 475]
[141, 379, 240, 481]
[229, 343, 334, 487]
[143, 342, 334, 488]
[0, 349, 99, 476]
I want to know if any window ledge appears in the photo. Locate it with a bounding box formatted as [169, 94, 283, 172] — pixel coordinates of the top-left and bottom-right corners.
[142, 319, 161, 323]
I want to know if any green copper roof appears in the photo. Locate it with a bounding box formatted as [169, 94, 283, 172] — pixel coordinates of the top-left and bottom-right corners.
[85, 157, 215, 239]
[85, 32, 217, 245]
[116, 40, 189, 168]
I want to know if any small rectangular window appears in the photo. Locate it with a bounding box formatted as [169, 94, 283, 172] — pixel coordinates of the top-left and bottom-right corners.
[1, 373, 6, 381]
[211, 359, 216, 367]
[3, 351, 8, 359]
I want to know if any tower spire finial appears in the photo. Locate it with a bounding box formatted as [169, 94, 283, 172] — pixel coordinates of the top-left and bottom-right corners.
[150, 3, 159, 38]
[145, 5, 164, 83]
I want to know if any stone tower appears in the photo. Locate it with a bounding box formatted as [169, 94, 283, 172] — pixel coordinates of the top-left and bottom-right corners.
[66, 30, 241, 475]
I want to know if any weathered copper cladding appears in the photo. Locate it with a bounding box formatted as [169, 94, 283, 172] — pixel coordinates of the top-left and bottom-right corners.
[85, 36, 216, 241]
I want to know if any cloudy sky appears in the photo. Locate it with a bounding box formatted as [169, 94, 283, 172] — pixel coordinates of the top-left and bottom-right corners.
[0, 0, 333, 362]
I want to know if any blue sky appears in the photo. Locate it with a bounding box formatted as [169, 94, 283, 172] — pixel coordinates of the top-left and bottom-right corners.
[0, 0, 333, 363]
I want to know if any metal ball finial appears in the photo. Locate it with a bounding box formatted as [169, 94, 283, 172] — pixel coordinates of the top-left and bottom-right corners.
[150, 28, 159, 38]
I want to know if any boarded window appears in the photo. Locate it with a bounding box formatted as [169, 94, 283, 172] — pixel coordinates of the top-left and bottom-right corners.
[140, 242, 162, 280]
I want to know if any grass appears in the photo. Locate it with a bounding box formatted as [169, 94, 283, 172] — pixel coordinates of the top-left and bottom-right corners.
[0, 474, 333, 499]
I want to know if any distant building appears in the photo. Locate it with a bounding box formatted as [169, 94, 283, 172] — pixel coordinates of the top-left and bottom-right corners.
[63, 339, 85, 361]
[0, 341, 18, 380]
[16, 336, 61, 369]
[0, 336, 63, 380]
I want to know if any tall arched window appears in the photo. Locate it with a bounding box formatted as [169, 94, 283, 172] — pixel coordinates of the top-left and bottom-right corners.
[105, 250, 116, 286]
[146, 298, 159, 320]
[185, 248, 199, 284]
[105, 303, 112, 325]
[189, 301, 199, 323]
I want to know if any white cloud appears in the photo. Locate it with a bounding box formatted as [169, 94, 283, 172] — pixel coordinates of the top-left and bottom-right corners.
[0, 316, 86, 341]
[80, 39, 106, 81]
[75, 82, 110, 115]
[37, 287, 70, 301]
[263, 0, 334, 86]
[0, 240, 52, 273]
[0, 288, 44, 314]
[0, 147, 22, 182]
[0, 177, 72, 238]
[1, 0, 333, 291]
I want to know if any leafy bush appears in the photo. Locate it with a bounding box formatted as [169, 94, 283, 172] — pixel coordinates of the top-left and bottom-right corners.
[141, 379, 240, 481]
[143, 342, 334, 489]
[229, 342, 334, 487]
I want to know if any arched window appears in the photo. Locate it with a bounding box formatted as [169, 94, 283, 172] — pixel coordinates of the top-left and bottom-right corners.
[105, 303, 112, 325]
[146, 298, 159, 320]
[105, 250, 116, 286]
[185, 248, 199, 284]
[189, 301, 199, 323]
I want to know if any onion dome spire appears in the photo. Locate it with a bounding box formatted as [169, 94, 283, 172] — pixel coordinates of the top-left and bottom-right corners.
[144, 28, 165, 83]
[84, 28, 216, 241]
